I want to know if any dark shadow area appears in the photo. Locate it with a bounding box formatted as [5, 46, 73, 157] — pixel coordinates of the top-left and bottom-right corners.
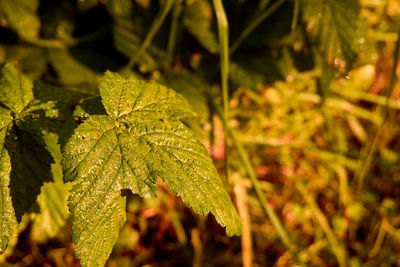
[7, 123, 54, 221]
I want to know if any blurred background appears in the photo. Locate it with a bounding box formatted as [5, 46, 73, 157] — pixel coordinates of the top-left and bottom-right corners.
[0, 0, 400, 266]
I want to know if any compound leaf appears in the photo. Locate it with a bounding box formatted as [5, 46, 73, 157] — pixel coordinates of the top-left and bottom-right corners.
[62, 71, 241, 267]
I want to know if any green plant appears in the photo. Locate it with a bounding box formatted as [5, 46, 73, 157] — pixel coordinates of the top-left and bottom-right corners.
[1, 0, 400, 266]
[0, 62, 241, 266]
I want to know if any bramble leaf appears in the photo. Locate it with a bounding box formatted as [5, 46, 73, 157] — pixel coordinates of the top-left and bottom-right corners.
[0, 107, 17, 252]
[62, 71, 241, 266]
[0, 63, 57, 251]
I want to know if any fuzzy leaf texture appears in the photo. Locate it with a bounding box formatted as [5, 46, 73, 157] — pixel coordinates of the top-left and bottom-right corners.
[62, 71, 241, 267]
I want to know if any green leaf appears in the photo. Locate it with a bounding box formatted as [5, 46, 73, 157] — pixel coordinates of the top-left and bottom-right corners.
[0, 107, 17, 252]
[2, 46, 47, 79]
[47, 49, 100, 93]
[230, 54, 284, 92]
[0, 63, 34, 114]
[183, 0, 219, 53]
[28, 81, 87, 116]
[0, 0, 40, 40]
[99, 72, 195, 120]
[161, 70, 209, 120]
[301, 0, 360, 67]
[62, 71, 241, 266]
[0, 64, 54, 226]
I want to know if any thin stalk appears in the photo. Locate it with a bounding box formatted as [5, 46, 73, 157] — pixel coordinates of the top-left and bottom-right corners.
[357, 25, 400, 192]
[25, 38, 69, 49]
[233, 174, 253, 267]
[296, 182, 348, 267]
[166, 1, 182, 70]
[77, 26, 107, 44]
[258, 0, 271, 11]
[212, 0, 230, 178]
[126, 0, 176, 69]
[230, 0, 287, 55]
[230, 129, 294, 252]
[291, 0, 300, 32]
[368, 219, 386, 259]
[209, 98, 299, 261]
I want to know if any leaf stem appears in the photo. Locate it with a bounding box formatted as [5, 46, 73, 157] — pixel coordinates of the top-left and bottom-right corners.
[357, 25, 400, 192]
[209, 99, 301, 263]
[24, 38, 70, 49]
[212, 0, 230, 179]
[230, 129, 295, 252]
[291, 0, 300, 31]
[166, 1, 182, 70]
[296, 182, 348, 267]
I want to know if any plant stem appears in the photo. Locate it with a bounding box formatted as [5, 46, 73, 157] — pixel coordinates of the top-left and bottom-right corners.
[166, 1, 182, 70]
[25, 38, 69, 49]
[258, 0, 271, 11]
[230, 0, 287, 55]
[233, 174, 253, 267]
[212, 0, 230, 179]
[230, 129, 294, 250]
[368, 219, 386, 259]
[291, 0, 300, 31]
[357, 25, 400, 192]
[126, 0, 176, 69]
[209, 96, 301, 262]
[296, 182, 348, 267]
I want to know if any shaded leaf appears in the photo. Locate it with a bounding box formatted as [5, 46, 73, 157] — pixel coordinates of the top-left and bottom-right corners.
[33, 132, 71, 238]
[301, 0, 360, 67]
[0, 0, 40, 40]
[112, 25, 161, 72]
[2, 46, 46, 79]
[107, 0, 168, 72]
[230, 52, 284, 91]
[161, 70, 209, 120]
[73, 96, 106, 118]
[47, 49, 100, 93]
[7, 121, 54, 220]
[183, 0, 219, 53]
